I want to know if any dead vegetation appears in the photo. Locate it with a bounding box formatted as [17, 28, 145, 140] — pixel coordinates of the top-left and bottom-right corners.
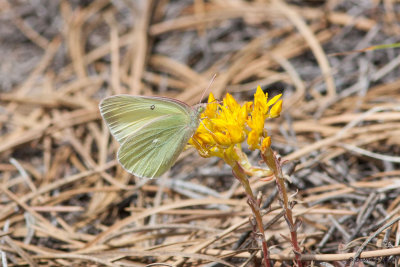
[1, 0, 400, 266]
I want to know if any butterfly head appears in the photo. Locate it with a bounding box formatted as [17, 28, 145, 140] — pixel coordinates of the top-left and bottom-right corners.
[193, 103, 207, 117]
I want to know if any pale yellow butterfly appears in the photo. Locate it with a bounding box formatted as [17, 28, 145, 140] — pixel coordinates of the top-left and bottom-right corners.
[99, 95, 206, 178]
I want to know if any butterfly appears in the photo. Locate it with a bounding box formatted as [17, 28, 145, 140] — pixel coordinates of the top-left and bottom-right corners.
[99, 95, 206, 178]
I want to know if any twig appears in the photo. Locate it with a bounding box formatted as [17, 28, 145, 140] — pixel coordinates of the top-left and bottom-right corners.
[350, 216, 400, 267]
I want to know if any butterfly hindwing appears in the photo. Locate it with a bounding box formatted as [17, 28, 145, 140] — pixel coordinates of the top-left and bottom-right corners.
[117, 113, 194, 178]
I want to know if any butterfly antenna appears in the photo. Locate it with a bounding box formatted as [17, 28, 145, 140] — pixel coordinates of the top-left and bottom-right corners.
[199, 74, 217, 104]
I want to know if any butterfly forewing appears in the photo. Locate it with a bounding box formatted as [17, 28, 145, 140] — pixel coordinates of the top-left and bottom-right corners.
[100, 95, 191, 144]
[99, 95, 201, 178]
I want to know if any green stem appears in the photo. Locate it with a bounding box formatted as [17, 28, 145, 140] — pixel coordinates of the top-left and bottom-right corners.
[232, 162, 271, 267]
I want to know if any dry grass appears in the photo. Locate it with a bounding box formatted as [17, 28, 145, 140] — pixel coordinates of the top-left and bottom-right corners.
[1, 0, 400, 266]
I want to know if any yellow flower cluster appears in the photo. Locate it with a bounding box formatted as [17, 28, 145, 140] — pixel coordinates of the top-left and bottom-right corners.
[190, 86, 282, 167]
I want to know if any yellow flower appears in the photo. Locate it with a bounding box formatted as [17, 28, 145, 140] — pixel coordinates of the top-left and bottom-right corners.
[245, 86, 282, 150]
[203, 92, 218, 119]
[261, 136, 271, 152]
[247, 106, 264, 150]
[190, 87, 282, 177]
[270, 99, 282, 118]
[267, 94, 283, 118]
[254, 85, 268, 112]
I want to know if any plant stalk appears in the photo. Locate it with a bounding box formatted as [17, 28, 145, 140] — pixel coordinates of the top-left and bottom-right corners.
[232, 162, 271, 267]
[262, 147, 303, 267]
